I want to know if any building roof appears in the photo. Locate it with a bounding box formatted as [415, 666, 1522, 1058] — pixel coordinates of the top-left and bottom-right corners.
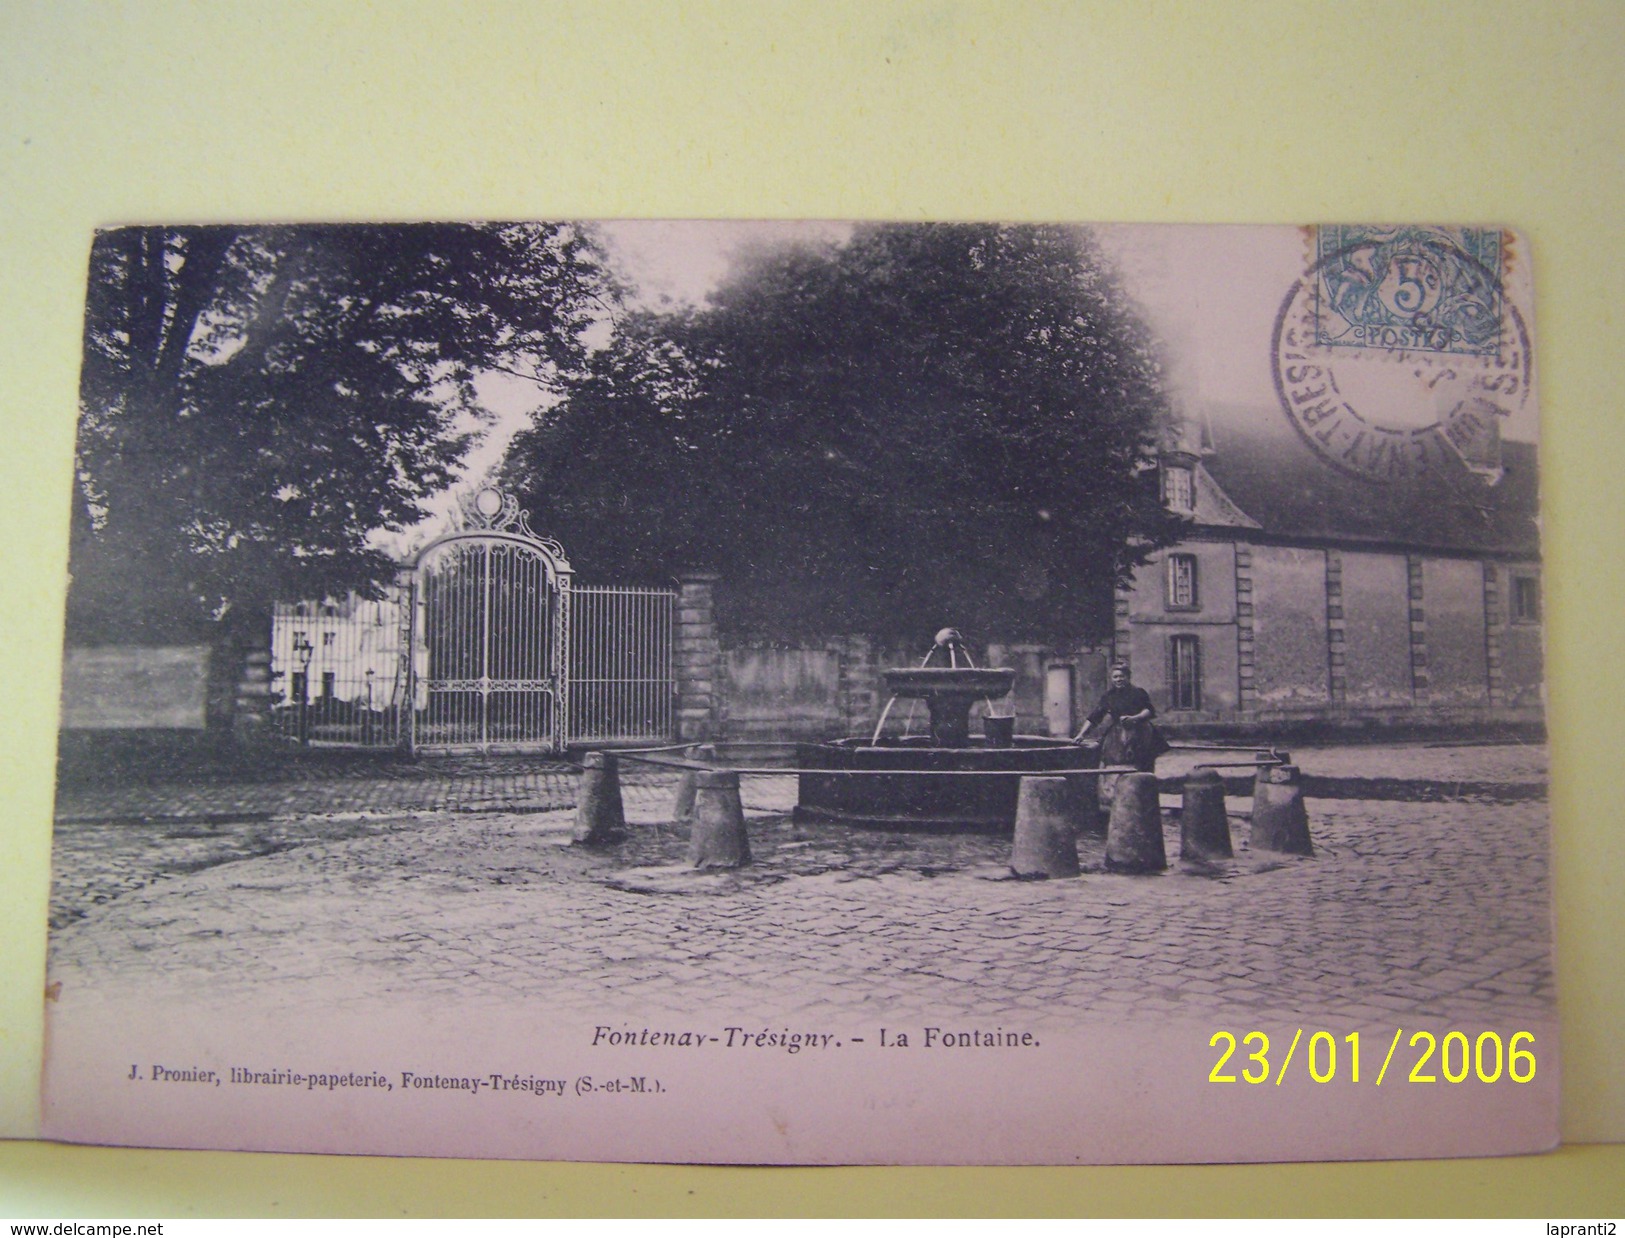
[1190, 412, 1540, 559]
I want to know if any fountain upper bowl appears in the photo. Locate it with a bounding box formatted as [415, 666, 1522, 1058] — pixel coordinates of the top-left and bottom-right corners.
[882, 667, 1016, 699]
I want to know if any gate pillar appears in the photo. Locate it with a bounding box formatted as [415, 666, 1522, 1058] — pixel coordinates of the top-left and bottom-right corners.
[675, 571, 721, 742]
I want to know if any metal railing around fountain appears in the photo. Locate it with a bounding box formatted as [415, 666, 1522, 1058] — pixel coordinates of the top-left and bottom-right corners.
[608, 739, 1147, 779]
[1163, 742, 1293, 771]
[570, 738, 1309, 876]
[562, 740, 1290, 778]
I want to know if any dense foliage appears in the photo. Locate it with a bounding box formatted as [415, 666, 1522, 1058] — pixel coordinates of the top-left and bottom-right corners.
[68, 222, 612, 641]
[506, 223, 1181, 642]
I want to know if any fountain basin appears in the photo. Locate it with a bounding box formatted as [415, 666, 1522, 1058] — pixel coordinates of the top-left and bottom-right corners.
[794, 735, 1101, 833]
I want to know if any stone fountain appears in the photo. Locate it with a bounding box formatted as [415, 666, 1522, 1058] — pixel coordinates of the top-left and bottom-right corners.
[879, 666, 1017, 747]
[794, 629, 1098, 832]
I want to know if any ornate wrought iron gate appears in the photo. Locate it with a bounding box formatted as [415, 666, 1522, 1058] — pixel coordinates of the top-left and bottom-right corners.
[568, 584, 676, 744]
[408, 489, 572, 753]
[271, 489, 677, 753]
[268, 596, 407, 748]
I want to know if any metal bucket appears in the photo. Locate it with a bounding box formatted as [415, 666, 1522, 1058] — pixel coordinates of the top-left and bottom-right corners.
[983, 715, 1016, 748]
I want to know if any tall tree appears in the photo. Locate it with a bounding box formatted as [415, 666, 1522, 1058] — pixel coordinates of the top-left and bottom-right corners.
[69, 222, 613, 640]
[506, 223, 1182, 642]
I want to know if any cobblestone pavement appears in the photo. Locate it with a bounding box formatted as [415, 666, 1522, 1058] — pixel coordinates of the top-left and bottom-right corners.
[53, 756, 587, 824]
[48, 758, 651, 930]
[46, 744, 1554, 1031]
[1273, 740, 1549, 783]
[48, 741, 1549, 930]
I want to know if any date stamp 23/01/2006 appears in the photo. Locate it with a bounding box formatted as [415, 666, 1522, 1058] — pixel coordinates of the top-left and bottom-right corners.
[1208, 1028, 1539, 1086]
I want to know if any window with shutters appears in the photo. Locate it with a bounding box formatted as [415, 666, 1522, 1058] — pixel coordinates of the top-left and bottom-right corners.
[1511, 574, 1540, 624]
[1169, 635, 1202, 711]
[1166, 553, 1199, 610]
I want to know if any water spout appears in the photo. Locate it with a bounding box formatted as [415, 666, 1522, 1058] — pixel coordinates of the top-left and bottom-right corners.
[937, 631, 1007, 721]
[870, 694, 900, 747]
[891, 640, 946, 743]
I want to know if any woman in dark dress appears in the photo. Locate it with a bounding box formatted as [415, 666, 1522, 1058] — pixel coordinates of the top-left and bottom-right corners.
[1074, 662, 1164, 772]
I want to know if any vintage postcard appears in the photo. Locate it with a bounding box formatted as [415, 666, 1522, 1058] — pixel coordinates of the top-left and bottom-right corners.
[42, 221, 1555, 1163]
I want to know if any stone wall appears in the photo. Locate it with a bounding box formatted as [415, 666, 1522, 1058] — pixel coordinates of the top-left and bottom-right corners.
[1422, 557, 1490, 706]
[60, 611, 274, 740]
[1124, 543, 1238, 624]
[1121, 543, 1242, 716]
[1495, 562, 1544, 709]
[710, 632, 1110, 743]
[1249, 545, 1331, 707]
[1121, 536, 1543, 732]
[1339, 551, 1413, 706]
[59, 645, 212, 730]
[720, 644, 843, 741]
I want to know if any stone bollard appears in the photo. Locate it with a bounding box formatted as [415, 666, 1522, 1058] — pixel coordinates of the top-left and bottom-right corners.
[688, 768, 751, 870]
[1105, 772, 1167, 873]
[1250, 763, 1313, 856]
[1010, 776, 1082, 878]
[1180, 768, 1234, 861]
[573, 751, 626, 846]
[671, 743, 718, 824]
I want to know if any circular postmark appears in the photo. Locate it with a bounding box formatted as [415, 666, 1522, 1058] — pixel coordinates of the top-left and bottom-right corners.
[1272, 228, 1532, 485]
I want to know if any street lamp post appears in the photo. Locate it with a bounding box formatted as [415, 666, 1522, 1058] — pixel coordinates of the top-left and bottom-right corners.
[293, 634, 314, 746]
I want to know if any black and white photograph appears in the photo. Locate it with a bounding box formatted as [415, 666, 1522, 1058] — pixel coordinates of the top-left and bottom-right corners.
[41, 219, 1556, 1165]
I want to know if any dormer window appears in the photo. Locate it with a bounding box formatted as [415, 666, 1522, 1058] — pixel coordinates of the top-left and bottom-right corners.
[1162, 464, 1195, 512]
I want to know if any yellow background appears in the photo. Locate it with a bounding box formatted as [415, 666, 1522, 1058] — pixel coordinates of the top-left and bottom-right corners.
[2, 0, 1621, 1216]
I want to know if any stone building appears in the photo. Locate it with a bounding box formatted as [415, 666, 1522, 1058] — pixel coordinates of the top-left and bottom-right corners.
[1117, 413, 1542, 733]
